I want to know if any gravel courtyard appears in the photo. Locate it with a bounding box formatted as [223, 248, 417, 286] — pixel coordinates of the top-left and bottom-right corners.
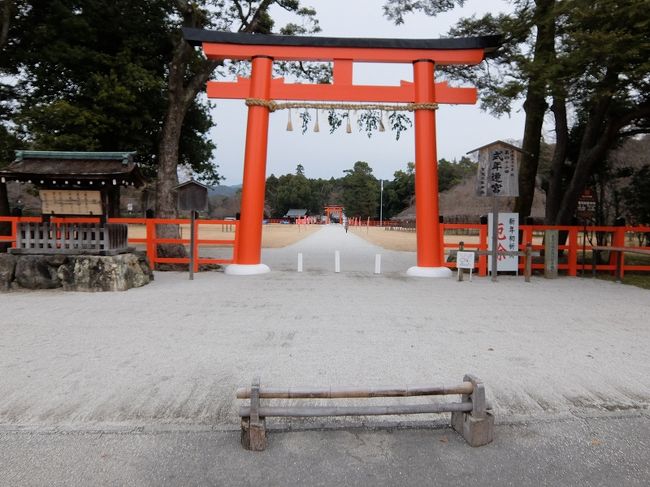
[1, 225, 649, 430]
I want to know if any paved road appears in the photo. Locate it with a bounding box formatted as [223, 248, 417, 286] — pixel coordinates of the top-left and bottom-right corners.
[262, 224, 415, 273]
[2, 414, 649, 486]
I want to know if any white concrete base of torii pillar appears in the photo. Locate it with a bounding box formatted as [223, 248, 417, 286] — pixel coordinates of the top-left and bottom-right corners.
[225, 264, 271, 276]
[406, 266, 453, 278]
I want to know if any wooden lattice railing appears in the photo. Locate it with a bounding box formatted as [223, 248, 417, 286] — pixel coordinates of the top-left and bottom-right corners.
[12, 222, 129, 255]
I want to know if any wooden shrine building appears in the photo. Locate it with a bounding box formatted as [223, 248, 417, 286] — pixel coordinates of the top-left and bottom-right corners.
[0, 151, 145, 255]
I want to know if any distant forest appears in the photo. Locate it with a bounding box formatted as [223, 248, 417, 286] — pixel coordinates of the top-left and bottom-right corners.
[209, 158, 477, 220]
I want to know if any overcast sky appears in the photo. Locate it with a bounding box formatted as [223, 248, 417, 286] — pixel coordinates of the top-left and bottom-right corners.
[207, 0, 523, 185]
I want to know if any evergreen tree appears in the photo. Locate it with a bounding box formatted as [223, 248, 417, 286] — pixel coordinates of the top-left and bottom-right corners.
[341, 161, 379, 219]
[383, 0, 650, 224]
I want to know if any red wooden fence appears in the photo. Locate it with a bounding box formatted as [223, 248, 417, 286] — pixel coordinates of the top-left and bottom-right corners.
[440, 223, 650, 278]
[1, 217, 648, 277]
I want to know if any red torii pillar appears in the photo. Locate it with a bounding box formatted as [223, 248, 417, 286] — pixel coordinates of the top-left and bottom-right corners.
[185, 29, 497, 276]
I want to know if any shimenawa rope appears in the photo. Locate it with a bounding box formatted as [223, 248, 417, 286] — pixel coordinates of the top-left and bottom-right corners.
[245, 98, 438, 112]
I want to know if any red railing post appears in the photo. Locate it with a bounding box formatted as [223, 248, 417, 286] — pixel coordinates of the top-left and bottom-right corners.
[568, 227, 578, 277]
[146, 218, 157, 270]
[11, 217, 18, 248]
[479, 224, 488, 276]
[612, 226, 626, 278]
[193, 219, 200, 273]
[522, 225, 533, 273]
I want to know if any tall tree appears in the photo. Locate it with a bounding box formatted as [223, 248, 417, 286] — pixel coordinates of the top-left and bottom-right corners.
[383, 162, 415, 218]
[384, 0, 556, 220]
[341, 161, 379, 218]
[156, 0, 320, 220]
[0, 2, 320, 212]
[545, 0, 650, 224]
[4, 1, 175, 160]
[438, 156, 477, 192]
[383, 0, 650, 224]
[0, 0, 29, 226]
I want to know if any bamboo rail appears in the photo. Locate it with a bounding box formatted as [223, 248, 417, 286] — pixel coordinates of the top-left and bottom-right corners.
[236, 383, 473, 399]
[240, 402, 473, 418]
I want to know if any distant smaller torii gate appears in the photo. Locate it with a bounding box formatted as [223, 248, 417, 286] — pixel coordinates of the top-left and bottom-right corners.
[324, 205, 344, 224]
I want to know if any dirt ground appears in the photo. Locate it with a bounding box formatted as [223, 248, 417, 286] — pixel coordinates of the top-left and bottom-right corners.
[127, 223, 321, 249]
[350, 226, 551, 252]
[349, 226, 479, 252]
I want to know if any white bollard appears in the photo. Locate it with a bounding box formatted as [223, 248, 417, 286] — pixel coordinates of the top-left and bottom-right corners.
[335, 250, 340, 273]
[374, 254, 381, 274]
[297, 253, 303, 272]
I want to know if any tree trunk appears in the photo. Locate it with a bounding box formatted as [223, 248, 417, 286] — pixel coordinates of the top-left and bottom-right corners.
[514, 0, 556, 220]
[0, 181, 10, 251]
[153, 75, 191, 263]
[153, 22, 216, 264]
[545, 94, 569, 224]
[155, 110, 184, 219]
[555, 94, 613, 225]
[0, 0, 12, 50]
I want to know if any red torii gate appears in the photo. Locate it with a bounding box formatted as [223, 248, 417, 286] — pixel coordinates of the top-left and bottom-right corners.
[184, 29, 499, 276]
[324, 205, 344, 225]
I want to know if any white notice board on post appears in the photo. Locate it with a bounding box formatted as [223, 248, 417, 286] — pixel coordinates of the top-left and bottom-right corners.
[457, 251, 476, 269]
[488, 212, 519, 273]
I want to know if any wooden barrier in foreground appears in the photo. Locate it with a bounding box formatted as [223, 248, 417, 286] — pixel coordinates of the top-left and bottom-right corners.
[237, 374, 494, 451]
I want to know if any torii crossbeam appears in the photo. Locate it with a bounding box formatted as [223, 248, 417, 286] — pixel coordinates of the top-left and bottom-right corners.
[184, 29, 500, 276]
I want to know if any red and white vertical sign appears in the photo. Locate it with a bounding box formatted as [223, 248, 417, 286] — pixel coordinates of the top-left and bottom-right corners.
[488, 212, 519, 272]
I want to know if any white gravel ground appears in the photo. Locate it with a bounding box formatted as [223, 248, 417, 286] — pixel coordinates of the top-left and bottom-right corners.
[1, 225, 649, 430]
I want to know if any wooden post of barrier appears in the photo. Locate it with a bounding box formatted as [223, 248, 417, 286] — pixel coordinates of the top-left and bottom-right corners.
[241, 376, 267, 451]
[451, 374, 494, 447]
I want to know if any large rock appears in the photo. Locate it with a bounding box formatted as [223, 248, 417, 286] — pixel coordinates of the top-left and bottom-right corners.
[57, 253, 153, 292]
[0, 253, 18, 291]
[14, 254, 67, 289]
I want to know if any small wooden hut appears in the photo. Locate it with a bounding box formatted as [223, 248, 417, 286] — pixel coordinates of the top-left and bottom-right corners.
[0, 151, 145, 255]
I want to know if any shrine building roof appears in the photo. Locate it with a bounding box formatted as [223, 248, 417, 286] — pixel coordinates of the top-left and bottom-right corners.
[0, 151, 145, 188]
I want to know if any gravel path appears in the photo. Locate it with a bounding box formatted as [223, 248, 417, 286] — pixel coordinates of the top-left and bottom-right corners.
[1, 224, 649, 429]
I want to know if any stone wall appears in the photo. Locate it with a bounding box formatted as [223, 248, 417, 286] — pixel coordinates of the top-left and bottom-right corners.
[0, 252, 153, 292]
